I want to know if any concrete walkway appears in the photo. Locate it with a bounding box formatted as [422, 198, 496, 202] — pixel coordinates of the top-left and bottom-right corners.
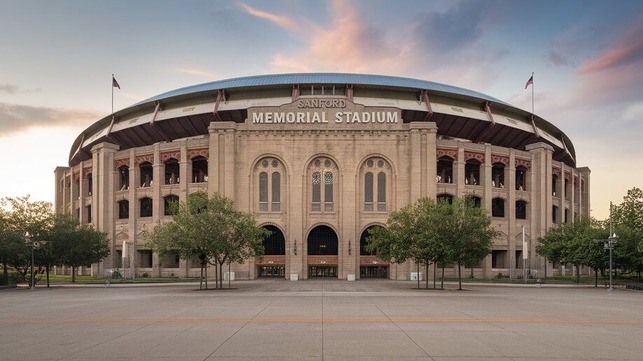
[1, 279, 641, 360]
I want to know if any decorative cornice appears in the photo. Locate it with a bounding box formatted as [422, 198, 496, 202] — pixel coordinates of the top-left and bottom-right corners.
[436, 148, 457, 160]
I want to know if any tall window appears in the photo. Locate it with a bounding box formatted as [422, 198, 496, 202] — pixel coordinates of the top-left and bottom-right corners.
[437, 193, 454, 204]
[492, 198, 505, 218]
[118, 165, 129, 190]
[191, 156, 208, 183]
[465, 159, 481, 185]
[256, 157, 283, 212]
[86, 174, 93, 196]
[140, 197, 153, 217]
[516, 200, 527, 219]
[118, 200, 129, 219]
[139, 162, 153, 187]
[515, 166, 527, 191]
[164, 158, 180, 185]
[436, 156, 454, 183]
[362, 157, 389, 212]
[310, 157, 336, 212]
[552, 174, 559, 197]
[491, 163, 505, 188]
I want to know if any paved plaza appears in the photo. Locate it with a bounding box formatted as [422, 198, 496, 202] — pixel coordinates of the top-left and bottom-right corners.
[1, 280, 642, 360]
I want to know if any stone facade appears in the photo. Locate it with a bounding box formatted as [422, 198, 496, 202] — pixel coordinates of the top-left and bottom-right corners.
[54, 74, 591, 280]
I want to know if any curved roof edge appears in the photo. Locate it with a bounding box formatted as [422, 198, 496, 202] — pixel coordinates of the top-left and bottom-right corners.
[135, 72, 509, 107]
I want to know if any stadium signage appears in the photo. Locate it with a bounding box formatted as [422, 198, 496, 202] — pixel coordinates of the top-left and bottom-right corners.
[250, 98, 399, 125]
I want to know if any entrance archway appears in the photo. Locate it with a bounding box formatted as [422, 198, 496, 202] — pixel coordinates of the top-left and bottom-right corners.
[307, 225, 338, 278]
[359, 225, 388, 278]
[257, 225, 285, 277]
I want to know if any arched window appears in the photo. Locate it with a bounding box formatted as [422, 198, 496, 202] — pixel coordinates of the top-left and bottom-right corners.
[516, 200, 527, 219]
[515, 166, 527, 191]
[436, 156, 453, 183]
[465, 159, 481, 185]
[360, 225, 382, 255]
[140, 197, 153, 217]
[262, 225, 285, 255]
[492, 163, 505, 188]
[362, 157, 389, 212]
[191, 156, 208, 183]
[256, 157, 283, 212]
[118, 200, 129, 219]
[492, 198, 505, 218]
[466, 195, 482, 208]
[309, 157, 336, 212]
[118, 165, 129, 190]
[164, 158, 180, 185]
[552, 174, 559, 197]
[437, 193, 454, 204]
[307, 225, 338, 255]
[139, 162, 153, 187]
[164, 195, 179, 216]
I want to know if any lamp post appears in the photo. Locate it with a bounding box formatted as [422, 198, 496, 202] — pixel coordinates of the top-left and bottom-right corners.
[24, 232, 35, 290]
[605, 233, 617, 292]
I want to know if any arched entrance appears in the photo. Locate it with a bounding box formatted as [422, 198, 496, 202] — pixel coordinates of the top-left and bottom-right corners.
[307, 225, 338, 278]
[257, 225, 285, 277]
[360, 226, 388, 278]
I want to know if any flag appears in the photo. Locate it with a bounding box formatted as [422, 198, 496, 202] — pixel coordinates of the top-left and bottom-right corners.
[524, 75, 533, 89]
[112, 76, 121, 89]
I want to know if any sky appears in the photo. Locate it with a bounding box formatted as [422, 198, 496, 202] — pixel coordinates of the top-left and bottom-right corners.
[1, 0, 642, 220]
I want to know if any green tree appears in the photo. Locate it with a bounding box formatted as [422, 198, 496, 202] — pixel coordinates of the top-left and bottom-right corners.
[0, 196, 53, 285]
[368, 196, 496, 290]
[435, 197, 497, 290]
[147, 192, 267, 289]
[50, 214, 110, 282]
[536, 217, 607, 285]
[610, 188, 643, 281]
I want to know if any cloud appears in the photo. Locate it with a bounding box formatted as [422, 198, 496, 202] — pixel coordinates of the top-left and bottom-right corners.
[269, 0, 408, 74]
[173, 67, 217, 79]
[578, 20, 643, 74]
[623, 102, 643, 122]
[238, 2, 297, 31]
[0, 102, 99, 137]
[0, 85, 20, 94]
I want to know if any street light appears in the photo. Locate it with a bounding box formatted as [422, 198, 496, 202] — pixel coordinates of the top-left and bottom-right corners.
[604, 233, 617, 292]
[24, 232, 35, 290]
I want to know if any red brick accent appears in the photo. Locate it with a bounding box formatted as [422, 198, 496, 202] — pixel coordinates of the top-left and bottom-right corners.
[436, 148, 457, 160]
[188, 148, 209, 160]
[307, 256, 338, 265]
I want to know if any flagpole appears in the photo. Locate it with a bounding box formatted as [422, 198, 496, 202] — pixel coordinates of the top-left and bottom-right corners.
[111, 73, 114, 116]
[531, 72, 534, 115]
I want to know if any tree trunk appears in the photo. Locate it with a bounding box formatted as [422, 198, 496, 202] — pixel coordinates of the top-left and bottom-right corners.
[433, 262, 437, 289]
[205, 262, 209, 290]
[219, 262, 224, 289]
[594, 268, 598, 287]
[576, 264, 580, 284]
[71, 266, 76, 283]
[2, 260, 8, 285]
[199, 263, 204, 290]
[46, 265, 50, 288]
[440, 266, 445, 289]
[458, 263, 462, 290]
[425, 262, 429, 289]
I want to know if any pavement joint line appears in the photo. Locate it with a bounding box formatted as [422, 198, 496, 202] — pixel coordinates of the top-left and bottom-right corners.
[3, 318, 642, 325]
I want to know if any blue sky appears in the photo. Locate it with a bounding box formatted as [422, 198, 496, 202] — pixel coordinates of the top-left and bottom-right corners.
[1, 0, 642, 220]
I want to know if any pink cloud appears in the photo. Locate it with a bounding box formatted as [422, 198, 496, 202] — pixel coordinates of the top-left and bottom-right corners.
[238, 2, 297, 31]
[578, 20, 643, 74]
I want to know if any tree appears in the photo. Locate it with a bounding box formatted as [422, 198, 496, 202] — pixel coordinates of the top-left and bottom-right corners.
[147, 192, 267, 289]
[43, 214, 110, 283]
[536, 217, 607, 286]
[610, 188, 643, 281]
[435, 197, 497, 290]
[368, 196, 496, 290]
[0, 196, 53, 285]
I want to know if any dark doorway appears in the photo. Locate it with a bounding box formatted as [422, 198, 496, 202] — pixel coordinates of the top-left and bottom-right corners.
[309, 266, 337, 278]
[258, 266, 285, 277]
[307, 225, 338, 255]
[360, 265, 388, 278]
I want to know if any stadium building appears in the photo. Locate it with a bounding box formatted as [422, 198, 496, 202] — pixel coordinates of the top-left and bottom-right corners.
[54, 73, 590, 280]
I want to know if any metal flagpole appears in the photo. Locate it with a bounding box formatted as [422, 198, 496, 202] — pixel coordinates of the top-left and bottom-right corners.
[112, 73, 114, 116]
[531, 72, 534, 115]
